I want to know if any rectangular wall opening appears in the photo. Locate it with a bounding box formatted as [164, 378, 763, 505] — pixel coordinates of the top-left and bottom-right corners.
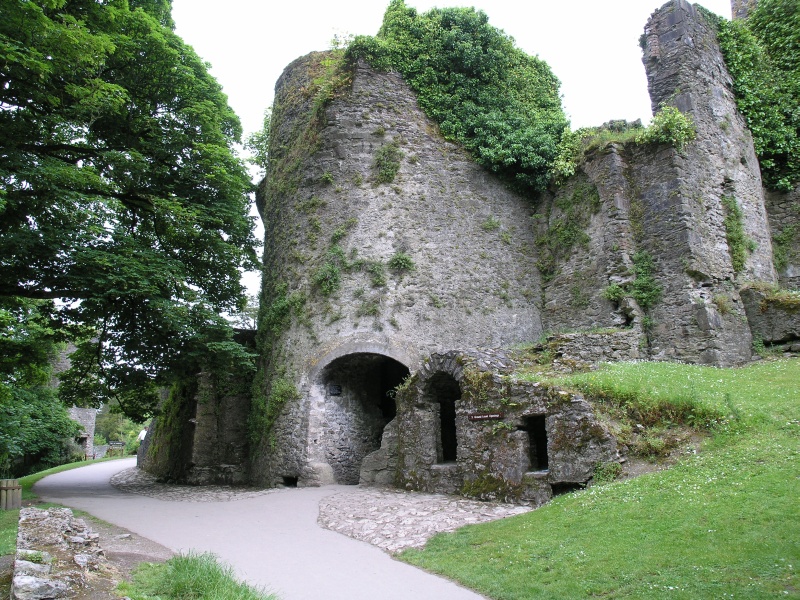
[524, 415, 548, 471]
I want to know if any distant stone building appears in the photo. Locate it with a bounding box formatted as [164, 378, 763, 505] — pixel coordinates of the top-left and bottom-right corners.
[67, 407, 96, 458]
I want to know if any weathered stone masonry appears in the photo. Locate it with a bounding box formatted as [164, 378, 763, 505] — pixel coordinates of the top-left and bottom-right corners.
[143, 1, 798, 502]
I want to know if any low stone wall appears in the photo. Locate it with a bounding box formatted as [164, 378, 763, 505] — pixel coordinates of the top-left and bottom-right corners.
[12, 507, 106, 600]
[361, 349, 620, 505]
[544, 328, 644, 371]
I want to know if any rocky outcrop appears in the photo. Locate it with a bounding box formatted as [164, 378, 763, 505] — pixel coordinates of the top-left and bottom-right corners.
[740, 286, 800, 345]
[12, 508, 106, 600]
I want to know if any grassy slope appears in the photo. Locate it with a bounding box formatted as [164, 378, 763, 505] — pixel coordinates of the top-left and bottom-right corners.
[401, 358, 799, 599]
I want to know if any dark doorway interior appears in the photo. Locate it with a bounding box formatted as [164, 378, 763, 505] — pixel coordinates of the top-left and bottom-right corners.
[522, 415, 549, 471]
[319, 353, 409, 484]
[427, 372, 461, 463]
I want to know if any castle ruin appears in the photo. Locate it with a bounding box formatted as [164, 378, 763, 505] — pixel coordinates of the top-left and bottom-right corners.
[142, 0, 799, 504]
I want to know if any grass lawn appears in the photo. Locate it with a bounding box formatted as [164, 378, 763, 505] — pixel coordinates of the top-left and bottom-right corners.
[118, 553, 277, 600]
[401, 357, 799, 599]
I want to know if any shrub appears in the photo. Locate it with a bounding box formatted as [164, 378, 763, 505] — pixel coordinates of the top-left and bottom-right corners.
[347, 0, 568, 194]
[636, 105, 696, 151]
[388, 251, 415, 273]
[373, 140, 403, 184]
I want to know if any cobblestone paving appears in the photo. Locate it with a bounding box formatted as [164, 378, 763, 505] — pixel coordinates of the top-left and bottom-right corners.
[319, 488, 531, 553]
[110, 467, 278, 502]
[111, 468, 531, 552]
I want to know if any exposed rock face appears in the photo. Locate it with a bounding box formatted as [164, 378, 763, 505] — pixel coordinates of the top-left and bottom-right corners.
[363, 350, 619, 505]
[740, 286, 800, 345]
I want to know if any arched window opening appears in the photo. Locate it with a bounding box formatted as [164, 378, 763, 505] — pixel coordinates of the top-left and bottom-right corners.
[318, 353, 409, 484]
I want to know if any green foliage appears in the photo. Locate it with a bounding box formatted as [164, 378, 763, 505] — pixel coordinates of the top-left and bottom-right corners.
[709, 2, 800, 190]
[629, 251, 663, 310]
[480, 216, 501, 231]
[388, 251, 416, 273]
[402, 358, 800, 599]
[600, 251, 662, 311]
[366, 261, 388, 287]
[249, 376, 300, 446]
[94, 403, 144, 454]
[244, 109, 272, 176]
[118, 552, 276, 600]
[0, 0, 258, 419]
[373, 140, 403, 184]
[592, 461, 623, 485]
[721, 195, 757, 274]
[772, 223, 798, 272]
[550, 121, 643, 186]
[312, 246, 348, 296]
[0, 298, 82, 477]
[346, 0, 568, 193]
[601, 283, 625, 303]
[635, 105, 697, 151]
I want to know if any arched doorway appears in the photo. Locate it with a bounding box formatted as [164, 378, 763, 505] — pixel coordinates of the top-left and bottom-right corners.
[425, 372, 461, 463]
[318, 353, 409, 484]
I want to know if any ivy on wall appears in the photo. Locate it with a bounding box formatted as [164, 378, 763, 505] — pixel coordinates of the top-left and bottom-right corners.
[704, 1, 800, 191]
[346, 0, 568, 194]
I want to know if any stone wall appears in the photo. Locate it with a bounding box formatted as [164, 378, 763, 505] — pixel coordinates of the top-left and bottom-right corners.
[766, 186, 800, 289]
[140, 331, 255, 485]
[67, 407, 95, 458]
[177, 0, 791, 492]
[12, 508, 106, 600]
[362, 350, 619, 505]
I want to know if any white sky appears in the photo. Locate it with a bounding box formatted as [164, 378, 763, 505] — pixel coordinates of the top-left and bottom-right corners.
[172, 0, 732, 137]
[169, 0, 733, 294]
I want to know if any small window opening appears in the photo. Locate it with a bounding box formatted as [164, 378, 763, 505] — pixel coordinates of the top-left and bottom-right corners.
[427, 372, 461, 464]
[523, 415, 548, 471]
[551, 482, 584, 496]
[282, 476, 298, 488]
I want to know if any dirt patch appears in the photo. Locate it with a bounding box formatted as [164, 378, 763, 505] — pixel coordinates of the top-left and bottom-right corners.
[71, 516, 174, 599]
[6, 508, 172, 600]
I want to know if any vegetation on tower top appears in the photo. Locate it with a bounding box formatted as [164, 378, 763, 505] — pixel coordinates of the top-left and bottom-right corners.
[345, 0, 569, 194]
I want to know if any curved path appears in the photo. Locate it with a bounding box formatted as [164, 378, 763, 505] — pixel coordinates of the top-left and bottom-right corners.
[35, 459, 486, 600]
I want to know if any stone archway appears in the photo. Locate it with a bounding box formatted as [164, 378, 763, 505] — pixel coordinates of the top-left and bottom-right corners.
[317, 353, 409, 484]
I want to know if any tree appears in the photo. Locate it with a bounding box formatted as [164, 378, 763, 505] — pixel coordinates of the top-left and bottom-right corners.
[0, 298, 81, 477]
[0, 0, 259, 419]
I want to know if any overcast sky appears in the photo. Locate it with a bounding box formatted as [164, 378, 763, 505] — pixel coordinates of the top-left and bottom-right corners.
[171, 0, 732, 138]
[169, 0, 733, 294]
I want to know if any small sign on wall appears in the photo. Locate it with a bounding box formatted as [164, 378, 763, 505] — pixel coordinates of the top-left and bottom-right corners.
[468, 412, 504, 421]
[328, 384, 342, 396]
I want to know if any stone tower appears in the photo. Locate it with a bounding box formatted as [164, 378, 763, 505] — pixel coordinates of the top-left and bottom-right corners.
[252, 54, 544, 487]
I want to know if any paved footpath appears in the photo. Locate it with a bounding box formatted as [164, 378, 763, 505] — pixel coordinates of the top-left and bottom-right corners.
[35, 458, 528, 600]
